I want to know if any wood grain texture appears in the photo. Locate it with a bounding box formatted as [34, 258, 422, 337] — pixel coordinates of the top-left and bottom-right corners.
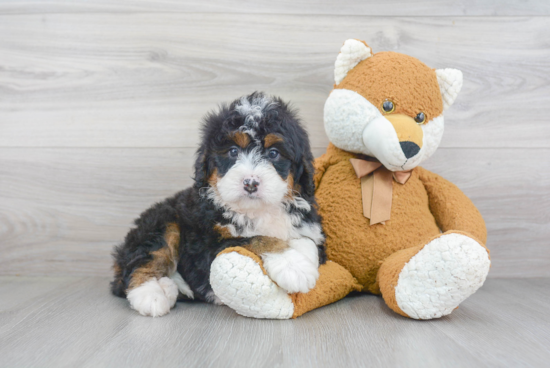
[433, 278, 550, 367]
[0, 277, 549, 368]
[1, 7, 548, 279]
[1, 14, 549, 148]
[1, 0, 550, 16]
[0, 147, 548, 277]
[0, 276, 83, 311]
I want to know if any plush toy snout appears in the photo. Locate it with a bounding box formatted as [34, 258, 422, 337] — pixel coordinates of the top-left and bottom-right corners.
[324, 89, 430, 171]
[385, 114, 423, 159]
[360, 111, 427, 171]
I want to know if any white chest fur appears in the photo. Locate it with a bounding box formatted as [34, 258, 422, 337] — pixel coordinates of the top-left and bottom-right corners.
[220, 204, 324, 245]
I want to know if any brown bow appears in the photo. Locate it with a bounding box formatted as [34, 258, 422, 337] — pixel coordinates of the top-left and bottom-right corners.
[349, 158, 412, 225]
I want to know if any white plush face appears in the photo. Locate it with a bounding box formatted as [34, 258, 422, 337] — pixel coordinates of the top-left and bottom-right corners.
[325, 39, 462, 171]
[324, 89, 445, 171]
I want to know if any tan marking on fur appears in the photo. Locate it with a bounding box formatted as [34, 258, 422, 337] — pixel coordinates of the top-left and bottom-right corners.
[208, 168, 219, 186]
[214, 224, 234, 240]
[113, 262, 122, 276]
[208, 168, 221, 197]
[243, 236, 289, 257]
[232, 131, 251, 148]
[128, 223, 180, 290]
[164, 223, 180, 255]
[264, 133, 283, 148]
[285, 173, 295, 200]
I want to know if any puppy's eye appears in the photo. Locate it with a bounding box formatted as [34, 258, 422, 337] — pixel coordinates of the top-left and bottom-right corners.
[267, 149, 279, 160]
[228, 147, 239, 158]
[382, 100, 395, 113]
[415, 112, 426, 124]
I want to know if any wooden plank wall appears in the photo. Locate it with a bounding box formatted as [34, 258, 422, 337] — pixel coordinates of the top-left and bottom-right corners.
[1, 1, 549, 277]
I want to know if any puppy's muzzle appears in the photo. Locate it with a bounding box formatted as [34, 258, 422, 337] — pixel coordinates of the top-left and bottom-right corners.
[243, 178, 260, 194]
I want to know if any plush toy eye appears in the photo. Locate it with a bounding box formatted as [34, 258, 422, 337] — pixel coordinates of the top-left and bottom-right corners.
[382, 100, 395, 113]
[414, 112, 426, 124]
[228, 147, 239, 158]
[267, 149, 279, 160]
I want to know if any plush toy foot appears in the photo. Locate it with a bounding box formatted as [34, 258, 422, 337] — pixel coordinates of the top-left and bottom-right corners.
[210, 248, 295, 319]
[378, 231, 490, 320]
[210, 247, 362, 319]
[127, 276, 179, 317]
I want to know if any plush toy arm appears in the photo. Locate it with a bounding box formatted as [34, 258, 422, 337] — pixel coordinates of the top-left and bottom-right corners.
[417, 167, 487, 244]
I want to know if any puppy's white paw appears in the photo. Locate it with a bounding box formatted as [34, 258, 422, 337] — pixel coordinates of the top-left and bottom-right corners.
[263, 248, 319, 294]
[158, 276, 179, 305]
[288, 238, 319, 265]
[127, 277, 178, 317]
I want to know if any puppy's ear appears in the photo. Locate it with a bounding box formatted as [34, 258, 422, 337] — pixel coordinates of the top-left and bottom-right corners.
[296, 151, 316, 199]
[193, 145, 211, 190]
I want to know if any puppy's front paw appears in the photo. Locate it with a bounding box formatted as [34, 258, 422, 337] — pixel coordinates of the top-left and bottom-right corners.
[289, 238, 319, 265]
[127, 277, 177, 317]
[263, 249, 319, 294]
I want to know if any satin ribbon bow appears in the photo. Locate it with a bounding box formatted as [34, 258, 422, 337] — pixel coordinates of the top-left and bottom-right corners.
[349, 158, 412, 225]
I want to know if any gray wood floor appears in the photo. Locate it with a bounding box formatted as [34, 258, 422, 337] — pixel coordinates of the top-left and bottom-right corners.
[0, 277, 548, 368]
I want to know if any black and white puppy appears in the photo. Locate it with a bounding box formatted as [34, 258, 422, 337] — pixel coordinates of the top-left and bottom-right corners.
[111, 92, 326, 317]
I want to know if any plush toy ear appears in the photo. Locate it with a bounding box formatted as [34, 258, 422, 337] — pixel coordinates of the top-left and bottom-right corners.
[334, 39, 372, 85]
[436, 68, 463, 110]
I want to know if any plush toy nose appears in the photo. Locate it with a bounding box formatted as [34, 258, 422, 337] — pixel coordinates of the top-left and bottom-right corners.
[385, 114, 423, 159]
[400, 141, 421, 159]
[243, 178, 260, 193]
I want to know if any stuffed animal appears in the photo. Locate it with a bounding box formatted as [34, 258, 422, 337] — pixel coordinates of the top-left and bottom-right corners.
[210, 39, 491, 319]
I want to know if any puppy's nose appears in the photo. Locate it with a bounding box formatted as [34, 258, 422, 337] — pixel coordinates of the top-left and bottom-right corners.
[400, 141, 420, 159]
[243, 178, 260, 194]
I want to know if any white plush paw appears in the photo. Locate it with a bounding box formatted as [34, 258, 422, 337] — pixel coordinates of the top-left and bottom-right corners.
[395, 233, 491, 320]
[127, 277, 178, 317]
[210, 252, 294, 319]
[263, 248, 319, 294]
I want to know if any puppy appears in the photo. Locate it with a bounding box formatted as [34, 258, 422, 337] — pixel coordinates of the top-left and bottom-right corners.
[111, 92, 326, 317]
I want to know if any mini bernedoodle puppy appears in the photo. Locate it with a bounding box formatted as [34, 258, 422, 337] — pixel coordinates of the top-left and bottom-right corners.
[111, 92, 326, 317]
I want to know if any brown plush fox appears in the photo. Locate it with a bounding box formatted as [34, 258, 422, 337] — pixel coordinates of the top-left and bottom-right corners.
[210, 39, 491, 320]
